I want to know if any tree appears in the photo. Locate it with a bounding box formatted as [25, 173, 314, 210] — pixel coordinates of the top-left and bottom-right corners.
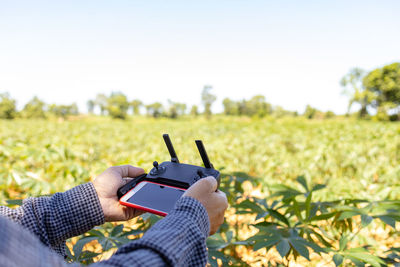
[167, 100, 178, 119]
[49, 103, 79, 118]
[223, 96, 273, 117]
[341, 68, 374, 118]
[0, 93, 17, 119]
[201, 85, 216, 119]
[106, 92, 130, 119]
[272, 105, 286, 118]
[222, 98, 239, 115]
[130, 99, 143, 115]
[304, 105, 317, 119]
[87, 100, 95, 114]
[146, 102, 163, 118]
[22, 96, 46, 118]
[175, 103, 187, 117]
[166, 101, 187, 118]
[325, 110, 335, 119]
[190, 105, 199, 116]
[363, 62, 400, 120]
[95, 94, 108, 115]
[246, 95, 272, 117]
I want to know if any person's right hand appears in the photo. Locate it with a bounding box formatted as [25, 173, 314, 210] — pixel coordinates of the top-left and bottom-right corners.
[183, 176, 228, 235]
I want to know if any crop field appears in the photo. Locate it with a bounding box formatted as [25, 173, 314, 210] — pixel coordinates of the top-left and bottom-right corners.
[1, 116, 400, 266]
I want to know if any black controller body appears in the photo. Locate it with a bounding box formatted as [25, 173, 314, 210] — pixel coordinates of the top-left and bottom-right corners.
[117, 162, 220, 198]
[117, 134, 220, 199]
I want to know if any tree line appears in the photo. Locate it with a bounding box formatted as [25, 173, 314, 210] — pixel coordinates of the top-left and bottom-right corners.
[1, 62, 398, 120]
[341, 62, 400, 121]
[0, 87, 332, 120]
[0, 86, 219, 120]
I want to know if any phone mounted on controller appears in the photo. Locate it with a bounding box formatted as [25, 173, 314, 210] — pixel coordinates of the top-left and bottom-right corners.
[117, 134, 220, 199]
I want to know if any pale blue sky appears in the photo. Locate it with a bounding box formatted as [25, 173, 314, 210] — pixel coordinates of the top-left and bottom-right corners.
[1, 0, 399, 114]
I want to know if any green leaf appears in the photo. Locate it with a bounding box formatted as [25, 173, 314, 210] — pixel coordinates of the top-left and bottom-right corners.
[5, 199, 23, 206]
[207, 234, 229, 250]
[311, 184, 326, 192]
[309, 229, 333, 248]
[361, 214, 373, 227]
[305, 191, 312, 219]
[255, 211, 269, 220]
[345, 252, 385, 267]
[296, 176, 309, 192]
[333, 254, 344, 266]
[337, 211, 360, 221]
[246, 235, 271, 243]
[253, 238, 280, 251]
[110, 224, 124, 237]
[140, 213, 151, 220]
[289, 239, 310, 260]
[65, 245, 74, 262]
[276, 239, 290, 258]
[121, 229, 144, 237]
[77, 251, 100, 263]
[232, 240, 249, 245]
[252, 223, 281, 234]
[377, 215, 396, 228]
[225, 230, 233, 243]
[73, 236, 98, 260]
[346, 248, 369, 253]
[88, 229, 105, 237]
[208, 250, 230, 267]
[293, 200, 305, 222]
[267, 209, 290, 226]
[302, 239, 326, 254]
[236, 199, 265, 214]
[269, 184, 302, 199]
[346, 256, 365, 267]
[309, 212, 337, 221]
[339, 235, 348, 251]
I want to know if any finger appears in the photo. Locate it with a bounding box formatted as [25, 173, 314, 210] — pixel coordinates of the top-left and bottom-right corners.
[202, 176, 218, 193]
[216, 190, 226, 198]
[111, 165, 145, 178]
[123, 177, 134, 185]
[217, 191, 228, 204]
[187, 176, 217, 194]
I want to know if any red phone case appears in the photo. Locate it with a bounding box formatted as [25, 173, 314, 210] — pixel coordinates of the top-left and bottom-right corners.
[119, 181, 186, 217]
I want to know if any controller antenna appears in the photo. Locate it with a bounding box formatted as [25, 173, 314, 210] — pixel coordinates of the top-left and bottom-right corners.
[195, 140, 213, 169]
[163, 134, 180, 163]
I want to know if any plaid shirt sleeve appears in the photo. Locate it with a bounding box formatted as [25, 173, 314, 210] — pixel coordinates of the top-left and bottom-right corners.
[0, 185, 210, 267]
[94, 196, 210, 267]
[0, 182, 105, 255]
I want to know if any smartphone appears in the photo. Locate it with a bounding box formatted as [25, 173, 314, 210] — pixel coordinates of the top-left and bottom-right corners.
[119, 181, 186, 216]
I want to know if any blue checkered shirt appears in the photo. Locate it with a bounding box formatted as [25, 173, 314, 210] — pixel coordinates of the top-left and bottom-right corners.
[0, 183, 209, 266]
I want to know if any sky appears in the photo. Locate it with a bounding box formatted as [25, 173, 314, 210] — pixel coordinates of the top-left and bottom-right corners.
[0, 0, 399, 114]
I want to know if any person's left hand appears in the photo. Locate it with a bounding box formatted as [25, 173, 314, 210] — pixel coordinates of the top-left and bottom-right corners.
[93, 165, 145, 222]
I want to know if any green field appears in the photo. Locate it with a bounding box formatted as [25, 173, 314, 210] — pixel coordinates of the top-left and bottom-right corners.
[1, 117, 399, 266]
[1, 117, 399, 200]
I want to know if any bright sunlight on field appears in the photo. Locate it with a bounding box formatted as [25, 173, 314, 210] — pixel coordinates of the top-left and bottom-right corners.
[1, 116, 399, 266]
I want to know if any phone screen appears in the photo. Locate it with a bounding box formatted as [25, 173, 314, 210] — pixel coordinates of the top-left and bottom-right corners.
[127, 182, 185, 214]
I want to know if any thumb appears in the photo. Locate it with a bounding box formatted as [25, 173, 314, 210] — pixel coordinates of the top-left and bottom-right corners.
[195, 176, 218, 193]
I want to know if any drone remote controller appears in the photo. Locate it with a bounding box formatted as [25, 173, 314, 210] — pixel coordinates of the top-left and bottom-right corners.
[117, 134, 220, 199]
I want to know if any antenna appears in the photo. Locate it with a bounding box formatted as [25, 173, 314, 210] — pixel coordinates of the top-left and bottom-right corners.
[195, 140, 213, 169]
[163, 134, 179, 163]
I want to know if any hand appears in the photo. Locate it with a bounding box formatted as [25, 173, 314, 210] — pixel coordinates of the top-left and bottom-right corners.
[93, 165, 145, 222]
[183, 176, 228, 235]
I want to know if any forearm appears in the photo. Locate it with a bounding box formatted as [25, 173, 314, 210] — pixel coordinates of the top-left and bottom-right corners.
[0, 182, 104, 253]
[95, 197, 210, 267]
[0, 193, 210, 266]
